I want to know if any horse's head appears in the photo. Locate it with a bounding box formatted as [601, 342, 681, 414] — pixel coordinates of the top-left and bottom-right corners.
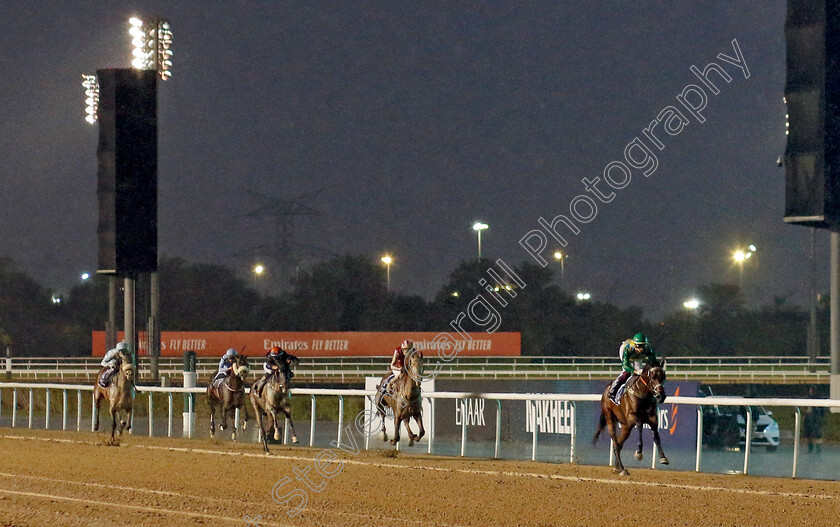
[233, 356, 250, 380]
[405, 348, 424, 380]
[645, 361, 666, 404]
[120, 362, 135, 384]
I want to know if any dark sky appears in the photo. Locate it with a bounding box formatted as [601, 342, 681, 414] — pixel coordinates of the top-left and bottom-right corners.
[0, 2, 824, 320]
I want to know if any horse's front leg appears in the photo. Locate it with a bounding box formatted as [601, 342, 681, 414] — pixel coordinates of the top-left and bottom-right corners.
[208, 400, 216, 438]
[220, 403, 229, 431]
[614, 422, 635, 476]
[635, 418, 644, 461]
[403, 415, 416, 446]
[650, 417, 669, 465]
[252, 400, 270, 454]
[390, 409, 401, 446]
[109, 406, 118, 442]
[124, 406, 133, 432]
[240, 401, 249, 431]
[283, 405, 299, 444]
[414, 410, 425, 442]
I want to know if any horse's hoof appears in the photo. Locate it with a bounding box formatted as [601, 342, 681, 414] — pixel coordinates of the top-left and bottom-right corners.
[231, 433, 237, 442]
[210, 431, 214, 438]
[634, 451, 643, 461]
[390, 439, 398, 446]
[408, 439, 414, 447]
[660, 457, 669, 465]
[242, 422, 247, 430]
[619, 470, 630, 476]
[220, 424, 226, 431]
[273, 430, 281, 441]
[292, 436, 299, 444]
[94, 424, 99, 432]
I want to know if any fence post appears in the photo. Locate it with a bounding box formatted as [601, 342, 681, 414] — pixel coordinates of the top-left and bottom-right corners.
[11, 388, 16, 427]
[309, 395, 316, 447]
[494, 399, 501, 459]
[793, 407, 801, 478]
[187, 393, 193, 439]
[91, 392, 96, 432]
[569, 401, 577, 464]
[460, 399, 467, 457]
[76, 390, 81, 432]
[167, 392, 173, 438]
[28, 389, 33, 428]
[337, 395, 344, 446]
[45, 389, 50, 430]
[0, 388, 2, 425]
[695, 407, 703, 472]
[428, 397, 435, 455]
[62, 390, 67, 431]
[148, 392, 154, 437]
[531, 400, 538, 462]
[743, 407, 752, 475]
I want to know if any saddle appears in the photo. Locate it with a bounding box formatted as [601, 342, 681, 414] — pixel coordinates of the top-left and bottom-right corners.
[211, 375, 227, 389]
[612, 375, 638, 404]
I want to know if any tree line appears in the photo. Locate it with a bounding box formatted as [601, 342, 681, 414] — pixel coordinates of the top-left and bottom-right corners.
[0, 255, 822, 357]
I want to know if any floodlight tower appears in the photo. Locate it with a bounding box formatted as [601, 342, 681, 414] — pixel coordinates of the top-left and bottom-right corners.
[82, 15, 173, 382]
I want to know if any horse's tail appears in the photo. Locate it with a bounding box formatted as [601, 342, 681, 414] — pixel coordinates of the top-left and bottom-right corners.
[592, 412, 606, 446]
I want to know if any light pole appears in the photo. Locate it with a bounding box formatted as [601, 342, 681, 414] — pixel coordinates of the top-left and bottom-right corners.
[473, 222, 488, 260]
[553, 251, 566, 288]
[381, 255, 392, 292]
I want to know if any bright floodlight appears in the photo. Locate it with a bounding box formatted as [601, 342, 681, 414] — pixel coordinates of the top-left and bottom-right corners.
[380, 256, 392, 265]
[81, 273, 90, 281]
[473, 222, 489, 231]
[748, 244, 757, 252]
[553, 251, 563, 260]
[683, 299, 700, 310]
[733, 250, 746, 263]
[253, 264, 265, 275]
[576, 292, 591, 301]
[82, 74, 99, 124]
[129, 17, 173, 79]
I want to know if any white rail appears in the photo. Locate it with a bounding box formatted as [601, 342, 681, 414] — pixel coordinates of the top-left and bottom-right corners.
[0, 381, 837, 480]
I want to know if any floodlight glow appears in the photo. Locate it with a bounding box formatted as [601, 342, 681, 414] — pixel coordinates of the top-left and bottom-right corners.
[748, 244, 757, 252]
[380, 256, 392, 265]
[472, 222, 489, 231]
[81, 273, 90, 281]
[576, 292, 591, 301]
[683, 299, 700, 310]
[82, 74, 99, 125]
[733, 250, 746, 263]
[130, 17, 143, 26]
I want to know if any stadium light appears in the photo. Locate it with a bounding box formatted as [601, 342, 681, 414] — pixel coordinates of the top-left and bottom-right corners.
[82, 74, 99, 125]
[128, 16, 173, 80]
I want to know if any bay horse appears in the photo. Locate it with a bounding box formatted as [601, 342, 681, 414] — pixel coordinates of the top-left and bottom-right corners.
[249, 363, 298, 454]
[93, 353, 135, 443]
[374, 349, 425, 446]
[593, 360, 668, 475]
[207, 355, 250, 441]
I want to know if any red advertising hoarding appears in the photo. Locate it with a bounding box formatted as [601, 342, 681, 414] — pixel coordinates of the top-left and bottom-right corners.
[91, 331, 521, 358]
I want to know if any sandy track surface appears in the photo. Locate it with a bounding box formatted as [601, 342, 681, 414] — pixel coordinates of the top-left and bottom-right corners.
[0, 428, 838, 526]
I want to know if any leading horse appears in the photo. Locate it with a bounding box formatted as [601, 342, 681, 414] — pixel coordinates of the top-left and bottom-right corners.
[93, 353, 135, 443]
[374, 349, 425, 446]
[593, 360, 668, 475]
[207, 355, 250, 441]
[249, 363, 298, 454]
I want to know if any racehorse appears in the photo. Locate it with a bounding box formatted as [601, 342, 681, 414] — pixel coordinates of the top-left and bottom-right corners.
[374, 349, 425, 446]
[593, 360, 668, 475]
[93, 352, 135, 443]
[249, 363, 298, 454]
[207, 355, 250, 441]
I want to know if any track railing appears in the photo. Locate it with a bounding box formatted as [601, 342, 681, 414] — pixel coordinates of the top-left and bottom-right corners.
[0, 381, 838, 479]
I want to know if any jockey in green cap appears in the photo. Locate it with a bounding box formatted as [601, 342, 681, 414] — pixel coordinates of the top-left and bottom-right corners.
[608, 332, 658, 404]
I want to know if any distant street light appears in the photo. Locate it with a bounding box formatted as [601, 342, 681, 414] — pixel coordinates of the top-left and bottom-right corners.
[683, 298, 700, 310]
[473, 222, 489, 260]
[553, 251, 566, 288]
[380, 255, 393, 291]
[732, 243, 757, 288]
[576, 292, 591, 301]
[253, 264, 265, 275]
[51, 295, 62, 305]
[80, 273, 91, 281]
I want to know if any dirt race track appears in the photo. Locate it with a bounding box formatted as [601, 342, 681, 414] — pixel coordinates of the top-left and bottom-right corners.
[0, 429, 838, 527]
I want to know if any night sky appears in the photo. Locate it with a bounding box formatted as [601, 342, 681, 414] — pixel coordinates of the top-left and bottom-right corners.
[0, 2, 821, 320]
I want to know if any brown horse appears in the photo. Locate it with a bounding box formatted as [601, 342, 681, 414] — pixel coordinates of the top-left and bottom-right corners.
[593, 360, 668, 475]
[93, 354, 135, 443]
[374, 349, 425, 446]
[207, 355, 250, 441]
[249, 365, 298, 454]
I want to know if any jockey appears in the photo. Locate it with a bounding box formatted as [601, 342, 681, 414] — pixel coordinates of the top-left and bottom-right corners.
[213, 348, 239, 383]
[99, 341, 129, 388]
[253, 346, 297, 396]
[383, 339, 413, 392]
[608, 332, 658, 403]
